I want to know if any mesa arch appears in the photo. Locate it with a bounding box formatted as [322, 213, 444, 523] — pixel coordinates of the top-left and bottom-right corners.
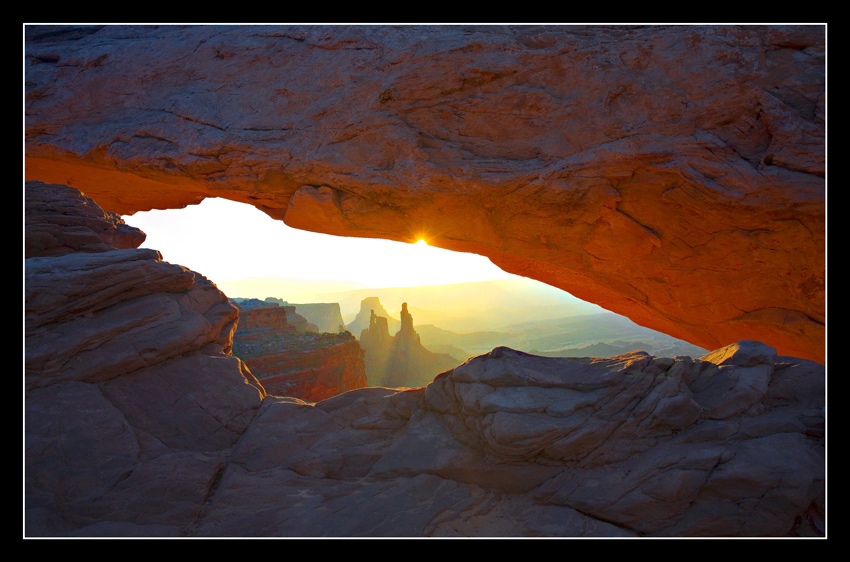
[24, 24, 825, 362]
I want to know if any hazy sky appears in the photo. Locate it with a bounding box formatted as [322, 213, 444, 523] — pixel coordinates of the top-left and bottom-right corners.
[122, 197, 523, 300]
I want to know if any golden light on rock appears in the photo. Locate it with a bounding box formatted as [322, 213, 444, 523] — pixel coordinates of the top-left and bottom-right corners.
[23, 24, 825, 538]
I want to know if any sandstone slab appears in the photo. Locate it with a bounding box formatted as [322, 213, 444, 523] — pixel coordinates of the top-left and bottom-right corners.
[190, 344, 824, 537]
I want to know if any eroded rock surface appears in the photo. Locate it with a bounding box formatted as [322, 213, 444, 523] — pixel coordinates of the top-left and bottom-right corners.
[25, 182, 266, 535]
[24, 25, 825, 362]
[25, 180, 145, 258]
[24, 182, 824, 537]
[192, 343, 824, 537]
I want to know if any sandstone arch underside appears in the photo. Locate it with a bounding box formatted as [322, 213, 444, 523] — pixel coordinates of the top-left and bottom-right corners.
[24, 25, 825, 363]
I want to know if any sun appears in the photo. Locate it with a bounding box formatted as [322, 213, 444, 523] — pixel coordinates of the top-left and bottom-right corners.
[123, 198, 523, 299]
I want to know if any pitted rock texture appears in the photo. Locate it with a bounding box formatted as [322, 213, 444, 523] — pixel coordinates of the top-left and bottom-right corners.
[24, 25, 825, 362]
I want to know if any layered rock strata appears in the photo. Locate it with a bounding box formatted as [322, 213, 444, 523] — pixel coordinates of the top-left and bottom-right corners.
[24, 25, 825, 362]
[25, 181, 146, 258]
[25, 182, 266, 536]
[233, 299, 314, 334]
[243, 334, 367, 401]
[232, 301, 367, 402]
[264, 298, 347, 333]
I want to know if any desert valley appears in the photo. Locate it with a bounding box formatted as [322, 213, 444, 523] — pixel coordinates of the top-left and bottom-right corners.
[24, 24, 825, 538]
[223, 280, 711, 402]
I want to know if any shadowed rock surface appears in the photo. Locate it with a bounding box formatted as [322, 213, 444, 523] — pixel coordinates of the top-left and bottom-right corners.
[25, 182, 266, 536]
[25, 180, 146, 258]
[25, 24, 825, 362]
[191, 342, 823, 537]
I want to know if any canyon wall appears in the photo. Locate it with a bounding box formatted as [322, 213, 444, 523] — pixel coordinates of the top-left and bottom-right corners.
[234, 300, 311, 333]
[232, 301, 367, 401]
[24, 25, 825, 362]
[24, 181, 825, 536]
[265, 298, 347, 333]
[250, 336, 366, 400]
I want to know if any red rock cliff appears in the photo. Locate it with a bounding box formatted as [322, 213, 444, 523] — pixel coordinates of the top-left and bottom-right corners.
[236, 303, 309, 334]
[233, 303, 367, 401]
[247, 336, 367, 401]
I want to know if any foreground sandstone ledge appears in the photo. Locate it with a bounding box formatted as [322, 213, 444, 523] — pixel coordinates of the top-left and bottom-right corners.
[24, 25, 825, 362]
[24, 181, 824, 536]
[26, 337, 826, 537]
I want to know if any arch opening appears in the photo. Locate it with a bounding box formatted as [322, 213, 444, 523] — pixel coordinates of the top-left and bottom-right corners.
[123, 197, 708, 399]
